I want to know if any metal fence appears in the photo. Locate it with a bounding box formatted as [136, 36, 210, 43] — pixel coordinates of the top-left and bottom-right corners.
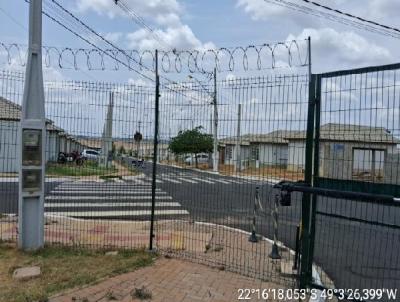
[304, 64, 400, 297]
[1, 62, 400, 298]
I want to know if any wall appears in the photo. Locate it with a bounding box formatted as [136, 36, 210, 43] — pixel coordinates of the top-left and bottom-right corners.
[287, 140, 306, 172]
[223, 144, 250, 168]
[384, 153, 400, 185]
[259, 143, 288, 166]
[321, 141, 395, 181]
[0, 120, 18, 173]
[45, 132, 59, 162]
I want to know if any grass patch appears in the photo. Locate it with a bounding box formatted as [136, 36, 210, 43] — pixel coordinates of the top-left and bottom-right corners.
[0, 243, 155, 302]
[46, 161, 117, 177]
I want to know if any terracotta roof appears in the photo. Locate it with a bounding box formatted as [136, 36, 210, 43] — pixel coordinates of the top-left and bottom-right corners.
[219, 130, 300, 145]
[0, 97, 21, 121]
[0, 97, 63, 133]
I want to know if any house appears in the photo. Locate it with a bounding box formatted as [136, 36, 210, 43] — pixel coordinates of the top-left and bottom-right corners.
[0, 97, 84, 173]
[286, 123, 400, 182]
[219, 130, 299, 169]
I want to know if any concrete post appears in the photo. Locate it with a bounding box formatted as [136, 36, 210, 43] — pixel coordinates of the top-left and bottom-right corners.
[101, 92, 114, 167]
[18, 0, 46, 250]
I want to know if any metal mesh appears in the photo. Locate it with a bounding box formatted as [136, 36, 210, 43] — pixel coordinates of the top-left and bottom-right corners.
[312, 66, 400, 297]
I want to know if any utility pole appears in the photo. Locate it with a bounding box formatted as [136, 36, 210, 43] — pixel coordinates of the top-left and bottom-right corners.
[235, 104, 242, 173]
[19, 0, 45, 250]
[212, 68, 218, 173]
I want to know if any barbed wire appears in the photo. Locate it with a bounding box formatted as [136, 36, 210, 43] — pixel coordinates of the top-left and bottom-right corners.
[0, 40, 309, 73]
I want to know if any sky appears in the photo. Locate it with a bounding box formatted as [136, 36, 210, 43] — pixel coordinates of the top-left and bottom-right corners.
[0, 0, 399, 140]
[0, 0, 399, 82]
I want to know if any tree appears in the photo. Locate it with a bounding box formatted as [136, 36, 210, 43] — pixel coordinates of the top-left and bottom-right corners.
[169, 126, 213, 167]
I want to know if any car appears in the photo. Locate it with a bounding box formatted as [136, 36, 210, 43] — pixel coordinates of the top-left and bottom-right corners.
[81, 149, 100, 160]
[184, 153, 210, 165]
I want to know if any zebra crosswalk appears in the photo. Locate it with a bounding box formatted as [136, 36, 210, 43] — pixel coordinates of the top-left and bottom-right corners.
[44, 180, 189, 220]
[152, 173, 251, 185]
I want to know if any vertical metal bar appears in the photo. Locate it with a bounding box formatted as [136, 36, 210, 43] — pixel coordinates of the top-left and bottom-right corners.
[308, 73, 321, 277]
[213, 68, 218, 172]
[18, 0, 46, 250]
[234, 103, 242, 172]
[300, 36, 314, 288]
[149, 49, 159, 251]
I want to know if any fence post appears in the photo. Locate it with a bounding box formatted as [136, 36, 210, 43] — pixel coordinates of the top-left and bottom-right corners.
[300, 36, 315, 288]
[212, 67, 219, 172]
[308, 74, 321, 278]
[149, 49, 160, 251]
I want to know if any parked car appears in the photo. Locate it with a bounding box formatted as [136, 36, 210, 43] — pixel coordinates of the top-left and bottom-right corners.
[81, 149, 100, 160]
[184, 154, 209, 165]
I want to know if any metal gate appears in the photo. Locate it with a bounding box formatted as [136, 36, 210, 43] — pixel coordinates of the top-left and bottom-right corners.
[299, 63, 400, 298]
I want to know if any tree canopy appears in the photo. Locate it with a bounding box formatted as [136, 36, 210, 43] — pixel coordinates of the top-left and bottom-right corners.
[169, 126, 213, 156]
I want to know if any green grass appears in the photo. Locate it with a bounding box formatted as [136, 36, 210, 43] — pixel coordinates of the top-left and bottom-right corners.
[0, 243, 155, 302]
[46, 161, 117, 177]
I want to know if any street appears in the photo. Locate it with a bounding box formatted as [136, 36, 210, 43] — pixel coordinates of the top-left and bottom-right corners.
[1, 164, 399, 294]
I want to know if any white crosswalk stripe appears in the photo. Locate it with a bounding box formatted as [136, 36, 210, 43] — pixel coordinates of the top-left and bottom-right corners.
[176, 177, 198, 184]
[45, 181, 188, 219]
[190, 177, 214, 184]
[155, 172, 250, 185]
[159, 177, 182, 184]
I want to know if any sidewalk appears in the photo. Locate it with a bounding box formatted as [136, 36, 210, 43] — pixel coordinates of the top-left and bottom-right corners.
[50, 257, 293, 302]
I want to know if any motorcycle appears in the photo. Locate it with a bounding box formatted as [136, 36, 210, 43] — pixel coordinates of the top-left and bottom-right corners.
[57, 151, 85, 166]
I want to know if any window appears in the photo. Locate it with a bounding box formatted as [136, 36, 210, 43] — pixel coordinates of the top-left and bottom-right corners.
[251, 145, 259, 160]
[352, 148, 385, 181]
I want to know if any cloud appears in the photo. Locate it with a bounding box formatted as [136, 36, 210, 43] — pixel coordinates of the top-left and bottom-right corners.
[126, 26, 214, 51]
[367, 0, 400, 20]
[128, 77, 149, 86]
[103, 32, 124, 44]
[75, 0, 213, 52]
[237, 0, 286, 21]
[236, 0, 316, 27]
[287, 28, 392, 71]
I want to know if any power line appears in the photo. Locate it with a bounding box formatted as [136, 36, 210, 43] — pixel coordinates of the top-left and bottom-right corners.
[114, 0, 173, 51]
[0, 3, 99, 81]
[33, 0, 210, 103]
[263, 0, 400, 40]
[299, 0, 400, 34]
[42, 0, 155, 79]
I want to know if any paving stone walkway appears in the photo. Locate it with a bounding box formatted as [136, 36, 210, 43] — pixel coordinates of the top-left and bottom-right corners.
[49, 257, 292, 302]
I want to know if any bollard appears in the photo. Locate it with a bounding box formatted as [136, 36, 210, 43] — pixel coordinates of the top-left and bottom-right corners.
[248, 186, 260, 243]
[269, 194, 281, 259]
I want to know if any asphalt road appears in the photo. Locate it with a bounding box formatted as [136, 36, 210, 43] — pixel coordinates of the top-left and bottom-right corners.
[1, 164, 399, 297]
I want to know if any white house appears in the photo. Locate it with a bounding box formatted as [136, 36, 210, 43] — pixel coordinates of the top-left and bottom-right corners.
[0, 97, 80, 173]
[219, 130, 299, 169]
[286, 123, 400, 182]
